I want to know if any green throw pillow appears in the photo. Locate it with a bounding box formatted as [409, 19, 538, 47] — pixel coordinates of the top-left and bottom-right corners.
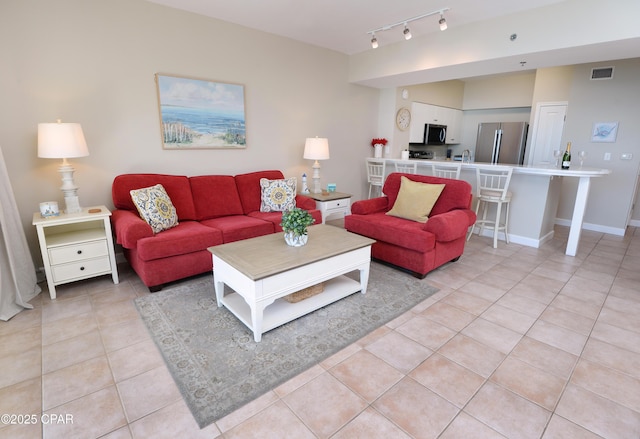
[130, 184, 178, 233]
[386, 176, 445, 223]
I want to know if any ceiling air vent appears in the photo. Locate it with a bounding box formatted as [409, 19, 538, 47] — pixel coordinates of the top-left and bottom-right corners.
[591, 67, 614, 80]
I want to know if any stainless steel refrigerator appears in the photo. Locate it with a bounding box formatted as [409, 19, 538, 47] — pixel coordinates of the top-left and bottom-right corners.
[475, 122, 528, 165]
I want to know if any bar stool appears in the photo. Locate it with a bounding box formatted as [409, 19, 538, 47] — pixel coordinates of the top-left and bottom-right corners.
[394, 161, 418, 174]
[366, 158, 386, 198]
[432, 162, 461, 179]
[467, 166, 513, 248]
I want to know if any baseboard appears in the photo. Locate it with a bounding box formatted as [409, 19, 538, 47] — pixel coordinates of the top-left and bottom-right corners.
[555, 218, 626, 236]
[471, 228, 551, 248]
[629, 219, 640, 227]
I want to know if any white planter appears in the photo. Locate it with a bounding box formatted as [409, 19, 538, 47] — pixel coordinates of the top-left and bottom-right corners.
[373, 144, 383, 158]
[284, 232, 308, 247]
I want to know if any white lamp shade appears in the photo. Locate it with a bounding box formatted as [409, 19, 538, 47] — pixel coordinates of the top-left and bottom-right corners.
[303, 137, 330, 160]
[38, 122, 89, 159]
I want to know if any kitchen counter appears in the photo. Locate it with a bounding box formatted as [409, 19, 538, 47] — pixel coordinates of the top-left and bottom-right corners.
[376, 158, 612, 256]
[385, 158, 611, 177]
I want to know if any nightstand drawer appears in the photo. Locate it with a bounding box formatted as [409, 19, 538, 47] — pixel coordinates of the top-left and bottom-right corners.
[324, 198, 350, 210]
[48, 240, 109, 265]
[51, 256, 112, 283]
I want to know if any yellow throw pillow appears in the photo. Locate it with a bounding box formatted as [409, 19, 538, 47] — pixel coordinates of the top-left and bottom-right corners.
[386, 176, 445, 223]
[260, 177, 297, 212]
[130, 184, 178, 233]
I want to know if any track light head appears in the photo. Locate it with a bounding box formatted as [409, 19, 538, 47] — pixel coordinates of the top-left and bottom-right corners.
[403, 24, 412, 40]
[439, 15, 447, 31]
[371, 34, 378, 49]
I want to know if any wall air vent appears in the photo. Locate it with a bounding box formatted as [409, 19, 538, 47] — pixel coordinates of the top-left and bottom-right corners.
[591, 67, 614, 80]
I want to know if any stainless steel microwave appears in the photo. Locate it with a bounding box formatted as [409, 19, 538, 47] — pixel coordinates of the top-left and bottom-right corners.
[424, 124, 447, 145]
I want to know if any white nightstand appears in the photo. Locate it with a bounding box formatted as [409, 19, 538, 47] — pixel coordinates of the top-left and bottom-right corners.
[32, 205, 119, 299]
[306, 192, 352, 224]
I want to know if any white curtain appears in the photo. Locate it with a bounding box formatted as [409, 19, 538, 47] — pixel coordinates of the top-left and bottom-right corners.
[0, 146, 41, 320]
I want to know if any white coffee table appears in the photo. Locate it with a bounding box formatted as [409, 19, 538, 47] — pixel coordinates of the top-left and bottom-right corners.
[208, 225, 375, 342]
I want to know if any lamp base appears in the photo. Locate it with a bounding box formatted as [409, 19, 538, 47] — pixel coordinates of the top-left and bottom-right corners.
[311, 160, 322, 194]
[64, 196, 82, 214]
[58, 159, 82, 214]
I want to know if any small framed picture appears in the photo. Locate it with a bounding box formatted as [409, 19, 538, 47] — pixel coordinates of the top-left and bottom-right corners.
[591, 122, 618, 143]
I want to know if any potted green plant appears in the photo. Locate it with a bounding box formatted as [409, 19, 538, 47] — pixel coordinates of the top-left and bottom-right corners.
[280, 208, 315, 247]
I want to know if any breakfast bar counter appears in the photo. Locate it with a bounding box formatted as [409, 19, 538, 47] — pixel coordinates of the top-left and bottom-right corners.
[376, 158, 611, 256]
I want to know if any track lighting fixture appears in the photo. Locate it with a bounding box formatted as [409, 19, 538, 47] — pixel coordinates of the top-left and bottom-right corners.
[367, 7, 449, 49]
[403, 24, 412, 40]
[439, 15, 447, 31]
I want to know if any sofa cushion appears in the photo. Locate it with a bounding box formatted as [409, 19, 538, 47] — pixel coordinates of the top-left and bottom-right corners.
[235, 170, 286, 214]
[200, 215, 274, 243]
[113, 174, 197, 221]
[383, 173, 472, 216]
[190, 175, 244, 220]
[386, 176, 445, 223]
[136, 221, 223, 262]
[130, 184, 179, 233]
[260, 177, 297, 212]
[345, 212, 435, 253]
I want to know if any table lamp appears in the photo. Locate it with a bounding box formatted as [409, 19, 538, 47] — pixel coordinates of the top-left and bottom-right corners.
[37, 120, 89, 214]
[303, 136, 330, 194]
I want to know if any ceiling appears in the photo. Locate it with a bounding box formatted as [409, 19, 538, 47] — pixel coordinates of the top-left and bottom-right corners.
[145, 0, 640, 88]
[145, 0, 567, 55]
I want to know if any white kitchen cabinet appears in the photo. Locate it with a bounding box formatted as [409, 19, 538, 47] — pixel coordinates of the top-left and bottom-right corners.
[444, 107, 463, 144]
[409, 102, 462, 144]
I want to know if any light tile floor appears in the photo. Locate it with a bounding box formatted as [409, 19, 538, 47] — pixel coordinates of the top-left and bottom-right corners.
[1, 226, 640, 438]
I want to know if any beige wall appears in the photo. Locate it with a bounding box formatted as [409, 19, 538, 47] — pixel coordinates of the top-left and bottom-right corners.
[0, 0, 379, 266]
[557, 58, 640, 232]
[462, 73, 536, 110]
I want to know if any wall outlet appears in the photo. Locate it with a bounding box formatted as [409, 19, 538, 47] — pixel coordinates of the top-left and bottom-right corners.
[621, 153, 633, 160]
[604, 152, 611, 161]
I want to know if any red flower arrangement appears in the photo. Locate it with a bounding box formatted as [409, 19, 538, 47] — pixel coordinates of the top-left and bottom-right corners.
[371, 138, 388, 147]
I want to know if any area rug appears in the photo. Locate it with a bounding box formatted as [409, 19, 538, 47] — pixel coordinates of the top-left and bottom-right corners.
[134, 262, 439, 428]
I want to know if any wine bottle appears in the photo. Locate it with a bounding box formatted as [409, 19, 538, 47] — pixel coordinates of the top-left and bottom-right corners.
[562, 142, 572, 169]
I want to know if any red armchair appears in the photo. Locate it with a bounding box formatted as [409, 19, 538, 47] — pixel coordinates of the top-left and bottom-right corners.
[345, 172, 476, 278]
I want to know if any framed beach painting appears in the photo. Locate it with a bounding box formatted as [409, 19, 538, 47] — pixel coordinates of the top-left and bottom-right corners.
[155, 74, 246, 149]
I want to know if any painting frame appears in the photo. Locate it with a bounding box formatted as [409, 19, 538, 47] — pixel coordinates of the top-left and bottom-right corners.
[155, 73, 247, 149]
[591, 122, 618, 143]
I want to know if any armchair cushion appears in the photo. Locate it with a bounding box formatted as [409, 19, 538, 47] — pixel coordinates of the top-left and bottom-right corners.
[346, 212, 435, 252]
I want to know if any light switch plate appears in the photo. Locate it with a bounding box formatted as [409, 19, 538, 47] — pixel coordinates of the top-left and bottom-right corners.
[604, 152, 611, 161]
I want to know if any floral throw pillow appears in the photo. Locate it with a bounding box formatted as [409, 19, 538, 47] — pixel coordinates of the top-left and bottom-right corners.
[130, 184, 178, 233]
[260, 177, 297, 212]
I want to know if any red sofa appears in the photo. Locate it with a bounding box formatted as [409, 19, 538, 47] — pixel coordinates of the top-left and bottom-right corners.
[345, 172, 476, 278]
[111, 170, 322, 290]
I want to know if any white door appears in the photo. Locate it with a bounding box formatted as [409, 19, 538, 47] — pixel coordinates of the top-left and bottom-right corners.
[527, 102, 568, 166]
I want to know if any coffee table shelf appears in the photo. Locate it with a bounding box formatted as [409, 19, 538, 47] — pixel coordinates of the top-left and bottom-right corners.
[220, 275, 361, 335]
